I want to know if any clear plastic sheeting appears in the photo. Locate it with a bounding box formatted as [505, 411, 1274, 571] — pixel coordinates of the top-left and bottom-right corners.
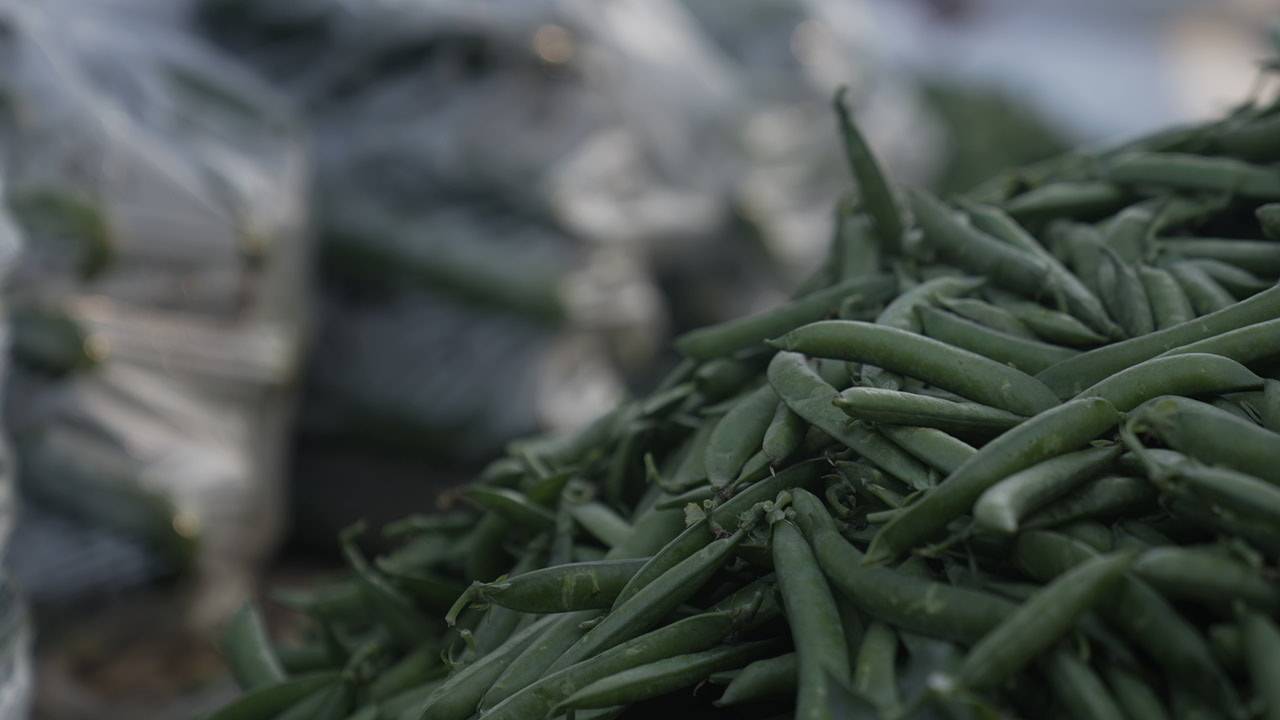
[0, 0, 310, 625]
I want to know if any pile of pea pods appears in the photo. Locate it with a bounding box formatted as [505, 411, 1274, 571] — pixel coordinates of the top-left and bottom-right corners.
[211, 90, 1280, 720]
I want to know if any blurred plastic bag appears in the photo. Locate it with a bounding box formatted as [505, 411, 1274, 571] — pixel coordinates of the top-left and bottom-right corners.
[0, 0, 310, 624]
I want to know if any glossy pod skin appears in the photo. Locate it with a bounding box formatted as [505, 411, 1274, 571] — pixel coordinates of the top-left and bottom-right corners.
[714, 653, 797, 706]
[704, 383, 779, 487]
[1074, 352, 1263, 411]
[1129, 395, 1280, 486]
[834, 387, 1025, 437]
[1138, 265, 1196, 330]
[974, 445, 1121, 534]
[772, 321, 1060, 416]
[834, 88, 903, 253]
[469, 559, 645, 613]
[917, 304, 1078, 374]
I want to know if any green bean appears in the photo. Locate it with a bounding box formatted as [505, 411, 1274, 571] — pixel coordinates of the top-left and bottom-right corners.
[470, 559, 645, 613]
[1184, 259, 1272, 298]
[774, 518, 852, 720]
[674, 275, 896, 359]
[569, 502, 631, 548]
[877, 425, 976, 475]
[791, 489, 1015, 644]
[767, 352, 935, 489]
[705, 384, 778, 487]
[547, 528, 747, 674]
[873, 275, 984, 333]
[1105, 152, 1280, 199]
[482, 609, 743, 720]
[1075, 353, 1262, 411]
[853, 622, 900, 713]
[772, 321, 1060, 415]
[1167, 261, 1236, 315]
[206, 673, 342, 720]
[834, 387, 1025, 436]
[222, 603, 286, 691]
[918, 305, 1079, 374]
[946, 551, 1133, 691]
[936, 296, 1036, 338]
[988, 292, 1109, 347]
[1132, 546, 1279, 611]
[1003, 181, 1129, 225]
[1044, 647, 1127, 720]
[1036, 283, 1280, 397]
[1157, 318, 1280, 367]
[1162, 237, 1280, 275]
[1101, 660, 1170, 720]
[714, 653, 797, 706]
[834, 88, 903, 253]
[557, 639, 782, 711]
[1138, 265, 1197, 330]
[1240, 610, 1280, 720]
[974, 445, 1121, 534]
[762, 402, 806, 464]
[1014, 531, 1242, 714]
[1130, 395, 1280, 485]
[867, 397, 1119, 565]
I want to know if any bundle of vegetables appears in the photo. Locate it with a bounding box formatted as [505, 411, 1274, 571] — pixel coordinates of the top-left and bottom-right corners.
[211, 87, 1280, 720]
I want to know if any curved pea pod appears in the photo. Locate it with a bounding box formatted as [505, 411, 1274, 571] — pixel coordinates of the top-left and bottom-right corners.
[1105, 151, 1280, 199]
[974, 445, 1121, 535]
[1101, 660, 1170, 720]
[1101, 202, 1157, 263]
[1157, 318, 1280, 367]
[946, 551, 1133, 691]
[546, 528, 747, 674]
[791, 489, 1015, 644]
[762, 401, 806, 463]
[917, 305, 1078, 374]
[834, 88, 903, 253]
[1162, 237, 1280, 276]
[1002, 181, 1128, 225]
[1132, 546, 1279, 612]
[772, 321, 1059, 416]
[962, 199, 1054, 258]
[1184, 259, 1273, 298]
[205, 672, 341, 720]
[835, 208, 884, 281]
[773, 519, 852, 720]
[556, 639, 782, 712]
[1042, 647, 1128, 720]
[834, 387, 1025, 437]
[1036, 283, 1280, 397]
[1240, 611, 1280, 720]
[479, 610, 601, 711]
[1130, 395, 1280, 486]
[866, 397, 1120, 565]
[877, 426, 976, 475]
[401, 614, 557, 720]
[1023, 475, 1156, 530]
[694, 356, 765, 401]
[462, 487, 555, 531]
[853, 622, 900, 713]
[1137, 265, 1196, 330]
[873, 275, 985, 332]
[568, 502, 631, 548]
[674, 274, 896, 359]
[1097, 245, 1156, 337]
[705, 384, 777, 488]
[482, 609, 742, 720]
[1166, 261, 1236, 315]
[987, 292, 1109, 347]
[767, 352, 935, 489]
[467, 559, 644, 614]
[936, 296, 1036, 338]
[221, 603, 285, 691]
[714, 653, 797, 706]
[1014, 531, 1243, 715]
[1074, 353, 1263, 411]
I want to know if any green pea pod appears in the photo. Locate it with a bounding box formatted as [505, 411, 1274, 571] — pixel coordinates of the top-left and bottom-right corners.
[873, 275, 985, 333]
[374, 562, 467, 611]
[1239, 611, 1280, 720]
[835, 209, 884, 280]
[204, 672, 340, 720]
[1260, 202, 1280, 240]
[1130, 395, 1280, 486]
[668, 421, 715, 493]
[1096, 245, 1155, 337]
[1101, 660, 1170, 720]
[471, 559, 644, 613]
[987, 291, 1109, 347]
[974, 445, 1121, 535]
[1101, 202, 1156, 263]
[767, 352, 935, 489]
[834, 387, 1025, 437]
[762, 401, 807, 464]
[467, 513, 513, 582]
[367, 646, 445, 702]
[1042, 647, 1128, 720]
[714, 653, 797, 706]
[918, 305, 1078, 374]
[853, 622, 900, 713]
[774, 519, 852, 720]
[568, 502, 632, 548]
[877, 426, 976, 475]
[936, 296, 1036, 338]
[834, 88, 903, 253]
[340, 528, 434, 647]
[463, 487, 555, 531]
[1132, 546, 1279, 612]
[274, 682, 354, 720]
[949, 551, 1133, 691]
[1264, 378, 1280, 433]
[556, 639, 782, 711]
[674, 275, 896, 359]
[772, 322, 1059, 416]
[478, 610, 601, 711]
[1167, 261, 1236, 315]
[791, 489, 1014, 644]
[1105, 152, 1280, 199]
[1185, 259, 1272, 298]
[221, 603, 286, 691]
[866, 397, 1120, 565]
[705, 384, 778, 488]
[1036, 283, 1280, 397]
[1137, 265, 1196, 330]
[1023, 475, 1155, 529]
[694, 356, 765, 400]
[1213, 112, 1280, 161]
[1003, 181, 1128, 225]
[1157, 318, 1280, 366]
[1074, 353, 1262, 411]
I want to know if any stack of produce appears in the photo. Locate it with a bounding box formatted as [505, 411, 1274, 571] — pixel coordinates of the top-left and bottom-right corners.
[212, 89, 1280, 720]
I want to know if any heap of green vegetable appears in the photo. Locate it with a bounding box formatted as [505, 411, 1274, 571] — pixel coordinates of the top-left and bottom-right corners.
[210, 87, 1280, 720]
